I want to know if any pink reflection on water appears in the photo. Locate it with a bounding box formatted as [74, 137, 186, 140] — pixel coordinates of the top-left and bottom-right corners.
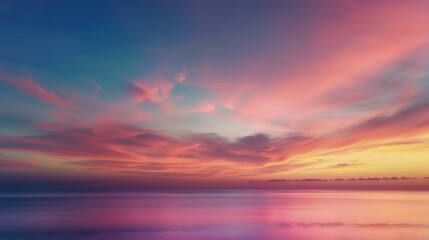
[0, 190, 428, 240]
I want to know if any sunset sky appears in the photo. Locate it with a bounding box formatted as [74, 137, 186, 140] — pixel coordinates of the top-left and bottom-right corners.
[1, 0, 429, 191]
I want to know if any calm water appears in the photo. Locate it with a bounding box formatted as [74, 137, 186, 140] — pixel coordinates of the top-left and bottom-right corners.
[0, 190, 428, 240]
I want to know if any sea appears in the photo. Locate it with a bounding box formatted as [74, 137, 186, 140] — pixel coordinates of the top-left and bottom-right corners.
[0, 190, 428, 240]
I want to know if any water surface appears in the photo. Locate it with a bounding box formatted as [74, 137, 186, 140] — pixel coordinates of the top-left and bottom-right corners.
[0, 190, 428, 240]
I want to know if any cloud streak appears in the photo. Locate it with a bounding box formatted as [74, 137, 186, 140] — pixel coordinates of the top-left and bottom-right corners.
[0, 156, 36, 169]
[1, 96, 428, 176]
[0, 71, 79, 112]
[128, 79, 174, 103]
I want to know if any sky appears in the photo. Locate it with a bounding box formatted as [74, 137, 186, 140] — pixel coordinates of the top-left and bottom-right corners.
[1, 0, 429, 191]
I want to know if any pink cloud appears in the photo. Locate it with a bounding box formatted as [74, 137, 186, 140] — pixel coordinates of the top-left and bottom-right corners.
[0, 71, 79, 112]
[193, 102, 216, 113]
[193, 1, 429, 135]
[1, 97, 428, 174]
[174, 68, 194, 83]
[0, 155, 36, 169]
[129, 79, 174, 103]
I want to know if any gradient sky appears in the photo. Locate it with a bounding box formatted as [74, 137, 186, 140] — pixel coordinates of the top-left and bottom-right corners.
[1, 0, 429, 190]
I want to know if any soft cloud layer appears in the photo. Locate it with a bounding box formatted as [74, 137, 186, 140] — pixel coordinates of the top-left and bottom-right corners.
[0, 155, 36, 169]
[1, 95, 429, 179]
[190, 0, 429, 134]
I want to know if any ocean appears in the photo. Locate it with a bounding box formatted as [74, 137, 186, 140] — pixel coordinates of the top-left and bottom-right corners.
[0, 190, 428, 240]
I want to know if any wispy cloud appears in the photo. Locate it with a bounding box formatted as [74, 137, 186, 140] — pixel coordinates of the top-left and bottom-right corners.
[0, 71, 79, 112]
[128, 79, 174, 103]
[192, 102, 216, 113]
[1, 96, 428, 173]
[174, 68, 194, 83]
